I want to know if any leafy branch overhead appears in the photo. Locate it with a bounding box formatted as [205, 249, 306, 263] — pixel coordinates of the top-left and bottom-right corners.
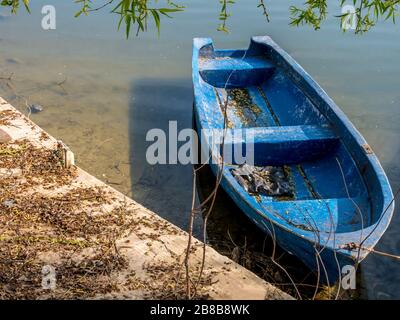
[74, 0, 185, 37]
[1, 0, 399, 36]
[290, 0, 400, 34]
[0, 0, 30, 13]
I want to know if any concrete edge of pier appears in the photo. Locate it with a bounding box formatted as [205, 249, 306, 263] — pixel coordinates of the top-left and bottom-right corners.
[0, 96, 293, 300]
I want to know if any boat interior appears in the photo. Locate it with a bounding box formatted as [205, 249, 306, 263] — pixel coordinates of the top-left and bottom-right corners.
[197, 48, 376, 234]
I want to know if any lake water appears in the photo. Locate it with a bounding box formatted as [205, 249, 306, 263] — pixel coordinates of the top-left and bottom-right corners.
[0, 0, 399, 299]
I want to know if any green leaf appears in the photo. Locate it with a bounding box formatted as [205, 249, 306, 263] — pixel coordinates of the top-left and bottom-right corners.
[150, 9, 161, 36]
[125, 14, 131, 38]
[22, 0, 30, 13]
[74, 10, 83, 18]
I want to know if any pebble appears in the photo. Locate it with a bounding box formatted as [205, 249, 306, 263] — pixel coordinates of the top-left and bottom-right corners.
[3, 199, 15, 208]
[5, 57, 22, 64]
[30, 104, 44, 113]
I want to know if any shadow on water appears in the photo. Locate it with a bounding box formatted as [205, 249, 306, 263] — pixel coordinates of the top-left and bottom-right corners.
[128, 78, 203, 233]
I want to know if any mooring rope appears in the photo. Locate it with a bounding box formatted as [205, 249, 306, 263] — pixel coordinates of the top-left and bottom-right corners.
[360, 246, 400, 260]
[343, 242, 400, 260]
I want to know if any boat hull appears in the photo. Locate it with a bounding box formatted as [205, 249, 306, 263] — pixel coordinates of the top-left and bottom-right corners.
[192, 36, 395, 284]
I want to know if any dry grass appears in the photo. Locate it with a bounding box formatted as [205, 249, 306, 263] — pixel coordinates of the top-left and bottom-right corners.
[0, 138, 212, 299]
[0, 109, 19, 127]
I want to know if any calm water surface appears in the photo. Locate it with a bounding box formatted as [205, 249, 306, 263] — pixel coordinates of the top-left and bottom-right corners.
[0, 0, 399, 299]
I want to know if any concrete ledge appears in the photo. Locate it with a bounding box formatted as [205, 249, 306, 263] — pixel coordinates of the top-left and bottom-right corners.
[0, 96, 293, 300]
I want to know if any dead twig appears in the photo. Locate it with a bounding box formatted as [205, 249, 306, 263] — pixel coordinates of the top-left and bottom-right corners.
[0, 73, 14, 81]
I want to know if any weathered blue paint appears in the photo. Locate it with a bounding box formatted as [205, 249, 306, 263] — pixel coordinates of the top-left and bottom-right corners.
[222, 125, 339, 166]
[192, 36, 395, 284]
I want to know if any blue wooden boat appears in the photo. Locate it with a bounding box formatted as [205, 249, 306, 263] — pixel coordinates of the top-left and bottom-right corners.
[192, 36, 394, 283]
